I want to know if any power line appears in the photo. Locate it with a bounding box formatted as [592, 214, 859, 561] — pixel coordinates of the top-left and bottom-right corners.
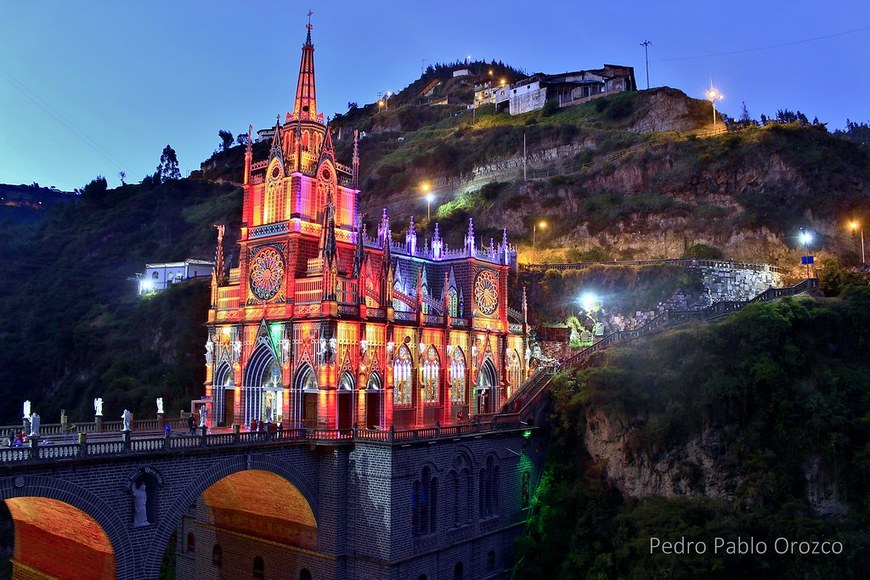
[0, 63, 129, 176]
[655, 25, 870, 62]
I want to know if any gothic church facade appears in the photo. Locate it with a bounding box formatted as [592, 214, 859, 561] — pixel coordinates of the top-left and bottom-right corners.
[204, 23, 528, 434]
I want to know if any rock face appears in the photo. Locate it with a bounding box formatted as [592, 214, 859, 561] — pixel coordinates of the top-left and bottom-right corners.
[584, 408, 849, 516]
[585, 409, 737, 499]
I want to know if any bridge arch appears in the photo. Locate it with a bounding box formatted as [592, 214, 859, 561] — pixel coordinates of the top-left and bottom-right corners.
[142, 451, 320, 577]
[0, 474, 135, 579]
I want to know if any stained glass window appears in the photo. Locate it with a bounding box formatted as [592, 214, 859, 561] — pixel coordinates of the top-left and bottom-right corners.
[422, 346, 439, 404]
[393, 345, 412, 406]
[449, 347, 466, 404]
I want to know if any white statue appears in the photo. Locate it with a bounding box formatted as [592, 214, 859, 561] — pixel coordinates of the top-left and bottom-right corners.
[94, 397, 103, 417]
[132, 480, 149, 526]
[199, 406, 208, 428]
[122, 409, 132, 431]
[205, 338, 214, 365]
[231, 339, 242, 363]
[156, 397, 164, 415]
[22, 400, 31, 419]
[29, 413, 40, 437]
[281, 338, 291, 363]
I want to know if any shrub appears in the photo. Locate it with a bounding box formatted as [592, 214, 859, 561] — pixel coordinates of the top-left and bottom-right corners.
[683, 243, 723, 259]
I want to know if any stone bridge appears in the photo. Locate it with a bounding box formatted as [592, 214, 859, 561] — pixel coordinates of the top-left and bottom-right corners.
[0, 423, 541, 580]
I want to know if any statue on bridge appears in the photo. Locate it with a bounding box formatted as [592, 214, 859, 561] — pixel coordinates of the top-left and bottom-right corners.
[22, 400, 31, 419]
[132, 479, 150, 527]
[122, 409, 132, 431]
[156, 397, 164, 415]
[28, 413, 40, 437]
[199, 406, 208, 428]
[94, 397, 103, 417]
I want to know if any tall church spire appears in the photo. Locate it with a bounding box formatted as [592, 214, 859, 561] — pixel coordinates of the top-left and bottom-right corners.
[293, 14, 318, 122]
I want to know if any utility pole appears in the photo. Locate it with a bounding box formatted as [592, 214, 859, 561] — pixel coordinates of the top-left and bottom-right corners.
[640, 40, 652, 90]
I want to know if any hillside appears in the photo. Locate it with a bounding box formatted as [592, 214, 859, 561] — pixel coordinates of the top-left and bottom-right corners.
[4, 69, 870, 424]
[515, 291, 870, 578]
[0, 178, 241, 422]
[202, 86, 870, 271]
[0, 183, 76, 226]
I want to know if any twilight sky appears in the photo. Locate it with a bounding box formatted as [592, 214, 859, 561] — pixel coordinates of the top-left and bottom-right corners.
[1, 1, 868, 192]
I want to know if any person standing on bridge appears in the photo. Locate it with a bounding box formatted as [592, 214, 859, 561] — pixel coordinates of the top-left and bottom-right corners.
[188, 413, 196, 435]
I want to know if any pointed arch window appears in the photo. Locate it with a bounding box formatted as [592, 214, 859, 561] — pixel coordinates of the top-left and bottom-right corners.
[393, 345, 412, 406]
[422, 346, 440, 404]
[449, 348, 466, 404]
[507, 349, 523, 399]
[338, 371, 354, 391]
[413, 466, 438, 535]
[213, 361, 233, 427]
[264, 162, 285, 224]
[292, 364, 318, 428]
[448, 287, 458, 317]
[244, 344, 281, 428]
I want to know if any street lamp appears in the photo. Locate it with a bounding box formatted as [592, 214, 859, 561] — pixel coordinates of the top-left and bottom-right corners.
[850, 220, 866, 265]
[532, 220, 547, 247]
[706, 87, 724, 128]
[421, 183, 432, 220]
[799, 228, 813, 279]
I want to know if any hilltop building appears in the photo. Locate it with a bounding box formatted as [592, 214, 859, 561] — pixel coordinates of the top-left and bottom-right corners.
[138, 259, 213, 294]
[495, 65, 636, 115]
[204, 24, 528, 434]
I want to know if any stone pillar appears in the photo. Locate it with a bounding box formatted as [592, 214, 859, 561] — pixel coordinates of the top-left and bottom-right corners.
[95, 416, 103, 433]
[123, 430, 131, 450]
[157, 413, 164, 431]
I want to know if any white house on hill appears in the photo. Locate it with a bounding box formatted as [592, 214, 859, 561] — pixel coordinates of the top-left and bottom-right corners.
[138, 259, 213, 295]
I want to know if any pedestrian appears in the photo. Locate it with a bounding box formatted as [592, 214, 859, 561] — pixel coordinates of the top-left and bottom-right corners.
[164, 423, 172, 438]
[187, 414, 196, 435]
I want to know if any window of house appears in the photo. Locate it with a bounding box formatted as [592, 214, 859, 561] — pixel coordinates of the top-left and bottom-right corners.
[253, 556, 265, 579]
[487, 550, 496, 571]
[212, 544, 222, 567]
[186, 532, 195, 553]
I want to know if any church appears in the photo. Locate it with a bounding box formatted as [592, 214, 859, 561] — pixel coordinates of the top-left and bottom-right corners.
[203, 20, 528, 434]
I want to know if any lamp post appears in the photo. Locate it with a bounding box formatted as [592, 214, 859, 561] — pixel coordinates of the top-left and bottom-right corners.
[706, 87, 724, 128]
[850, 220, 866, 265]
[422, 183, 432, 220]
[799, 228, 813, 279]
[532, 220, 547, 247]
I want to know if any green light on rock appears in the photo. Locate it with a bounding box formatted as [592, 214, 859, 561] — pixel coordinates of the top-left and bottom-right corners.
[523, 430, 532, 439]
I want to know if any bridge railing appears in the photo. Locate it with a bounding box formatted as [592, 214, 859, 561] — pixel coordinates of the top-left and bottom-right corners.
[0, 419, 534, 464]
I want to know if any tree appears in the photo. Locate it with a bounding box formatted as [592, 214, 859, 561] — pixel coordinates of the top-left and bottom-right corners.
[118, 171, 127, 185]
[218, 130, 234, 152]
[740, 101, 750, 123]
[81, 175, 108, 202]
[156, 145, 181, 183]
[236, 133, 250, 147]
